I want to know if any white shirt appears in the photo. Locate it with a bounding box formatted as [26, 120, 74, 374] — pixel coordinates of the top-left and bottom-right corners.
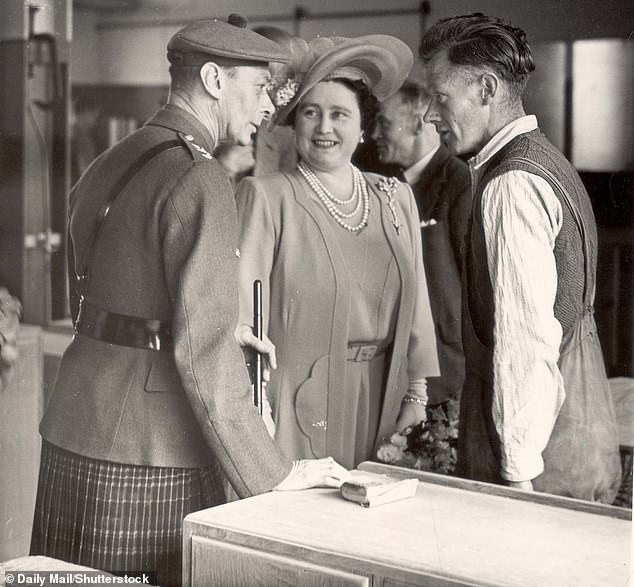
[469, 115, 566, 482]
[403, 145, 440, 186]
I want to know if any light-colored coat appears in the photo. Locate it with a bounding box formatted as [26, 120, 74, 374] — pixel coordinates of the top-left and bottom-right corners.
[236, 170, 439, 468]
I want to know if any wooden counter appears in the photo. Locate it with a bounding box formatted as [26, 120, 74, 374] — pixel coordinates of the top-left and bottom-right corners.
[183, 463, 631, 587]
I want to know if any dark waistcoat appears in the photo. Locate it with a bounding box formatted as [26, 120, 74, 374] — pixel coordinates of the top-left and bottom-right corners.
[465, 129, 595, 366]
[459, 129, 620, 503]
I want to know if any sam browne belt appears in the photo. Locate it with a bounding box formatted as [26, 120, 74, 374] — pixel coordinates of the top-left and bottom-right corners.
[75, 301, 172, 352]
[71, 139, 180, 353]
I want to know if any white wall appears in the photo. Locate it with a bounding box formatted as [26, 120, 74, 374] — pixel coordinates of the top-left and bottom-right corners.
[97, 25, 176, 85]
[72, 9, 100, 83]
[71, 0, 634, 85]
[572, 40, 634, 171]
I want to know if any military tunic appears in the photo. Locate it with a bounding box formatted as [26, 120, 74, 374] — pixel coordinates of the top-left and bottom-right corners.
[32, 105, 291, 584]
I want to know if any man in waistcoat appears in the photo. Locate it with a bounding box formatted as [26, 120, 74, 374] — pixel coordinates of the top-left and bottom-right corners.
[419, 13, 621, 502]
[30, 16, 347, 586]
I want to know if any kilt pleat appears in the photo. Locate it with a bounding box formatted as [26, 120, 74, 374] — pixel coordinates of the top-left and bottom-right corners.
[30, 440, 225, 587]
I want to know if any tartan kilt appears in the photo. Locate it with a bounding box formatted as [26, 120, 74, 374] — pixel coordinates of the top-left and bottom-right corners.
[30, 440, 225, 587]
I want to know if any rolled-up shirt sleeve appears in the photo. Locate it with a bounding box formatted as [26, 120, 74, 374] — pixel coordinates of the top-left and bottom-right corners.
[481, 170, 566, 482]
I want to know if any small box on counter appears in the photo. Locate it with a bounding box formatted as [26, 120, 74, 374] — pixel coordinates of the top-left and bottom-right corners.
[340, 471, 418, 507]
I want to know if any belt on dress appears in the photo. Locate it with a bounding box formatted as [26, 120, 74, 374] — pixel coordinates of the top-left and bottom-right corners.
[347, 342, 390, 362]
[75, 301, 172, 352]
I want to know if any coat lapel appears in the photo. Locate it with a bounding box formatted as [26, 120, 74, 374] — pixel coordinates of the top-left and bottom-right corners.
[414, 146, 451, 221]
[283, 171, 417, 466]
[368, 177, 415, 445]
[286, 171, 353, 463]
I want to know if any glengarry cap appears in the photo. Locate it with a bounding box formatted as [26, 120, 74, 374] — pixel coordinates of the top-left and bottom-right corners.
[167, 14, 291, 68]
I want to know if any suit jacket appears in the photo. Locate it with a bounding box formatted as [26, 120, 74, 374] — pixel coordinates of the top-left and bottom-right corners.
[412, 145, 471, 404]
[40, 105, 290, 497]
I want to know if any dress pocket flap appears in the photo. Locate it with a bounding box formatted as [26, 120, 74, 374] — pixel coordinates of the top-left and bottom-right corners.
[294, 355, 330, 457]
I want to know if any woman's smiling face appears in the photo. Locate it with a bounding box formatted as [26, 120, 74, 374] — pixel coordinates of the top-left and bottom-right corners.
[294, 80, 363, 173]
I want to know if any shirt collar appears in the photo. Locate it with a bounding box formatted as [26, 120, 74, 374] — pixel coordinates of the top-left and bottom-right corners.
[403, 145, 440, 185]
[468, 115, 538, 185]
[145, 104, 217, 153]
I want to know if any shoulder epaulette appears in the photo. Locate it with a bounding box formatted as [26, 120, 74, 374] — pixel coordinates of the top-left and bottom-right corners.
[178, 132, 214, 161]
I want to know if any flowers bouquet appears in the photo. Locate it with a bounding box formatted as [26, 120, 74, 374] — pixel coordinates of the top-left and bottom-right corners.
[377, 399, 459, 475]
[0, 287, 22, 390]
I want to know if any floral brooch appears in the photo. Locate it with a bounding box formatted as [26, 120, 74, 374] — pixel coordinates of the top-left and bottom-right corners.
[377, 176, 402, 234]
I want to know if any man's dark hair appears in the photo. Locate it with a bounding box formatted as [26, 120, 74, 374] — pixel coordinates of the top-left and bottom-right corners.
[396, 79, 431, 111]
[169, 64, 201, 89]
[169, 61, 238, 92]
[419, 13, 535, 100]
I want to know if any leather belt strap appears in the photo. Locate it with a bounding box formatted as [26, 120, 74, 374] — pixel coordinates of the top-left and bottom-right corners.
[74, 139, 181, 300]
[75, 301, 172, 352]
[347, 342, 390, 362]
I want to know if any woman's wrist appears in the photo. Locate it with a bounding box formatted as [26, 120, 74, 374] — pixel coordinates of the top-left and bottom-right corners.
[402, 393, 427, 406]
[403, 377, 428, 405]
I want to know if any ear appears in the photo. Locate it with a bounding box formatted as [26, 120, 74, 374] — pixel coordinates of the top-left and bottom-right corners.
[481, 73, 499, 105]
[200, 62, 223, 99]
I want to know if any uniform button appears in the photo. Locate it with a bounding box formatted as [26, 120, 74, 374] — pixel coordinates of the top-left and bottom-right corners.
[235, 248, 240, 258]
[184, 134, 194, 141]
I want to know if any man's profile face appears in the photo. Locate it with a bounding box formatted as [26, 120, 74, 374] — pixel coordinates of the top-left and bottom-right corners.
[423, 49, 488, 156]
[223, 65, 274, 146]
[373, 94, 417, 168]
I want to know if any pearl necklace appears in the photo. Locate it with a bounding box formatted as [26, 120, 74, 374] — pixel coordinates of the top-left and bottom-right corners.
[298, 161, 370, 232]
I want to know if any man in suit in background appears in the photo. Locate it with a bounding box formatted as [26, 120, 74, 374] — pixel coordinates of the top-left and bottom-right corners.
[373, 80, 471, 417]
[30, 16, 347, 586]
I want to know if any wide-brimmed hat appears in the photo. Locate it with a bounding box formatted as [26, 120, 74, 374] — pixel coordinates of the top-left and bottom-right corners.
[275, 35, 413, 124]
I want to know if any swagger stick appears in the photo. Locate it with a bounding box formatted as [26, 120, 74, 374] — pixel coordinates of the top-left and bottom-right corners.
[253, 279, 263, 415]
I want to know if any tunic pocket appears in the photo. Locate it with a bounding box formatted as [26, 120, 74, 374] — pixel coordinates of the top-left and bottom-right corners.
[144, 354, 182, 393]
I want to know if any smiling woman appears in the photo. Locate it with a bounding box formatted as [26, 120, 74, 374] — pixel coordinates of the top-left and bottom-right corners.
[234, 35, 440, 470]
[294, 80, 369, 180]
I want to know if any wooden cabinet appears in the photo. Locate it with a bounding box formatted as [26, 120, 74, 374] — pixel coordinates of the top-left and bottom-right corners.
[183, 463, 631, 587]
[190, 536, 368, 587]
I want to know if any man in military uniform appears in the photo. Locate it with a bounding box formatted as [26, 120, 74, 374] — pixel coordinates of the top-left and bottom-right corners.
[30, 17, 347, 586]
